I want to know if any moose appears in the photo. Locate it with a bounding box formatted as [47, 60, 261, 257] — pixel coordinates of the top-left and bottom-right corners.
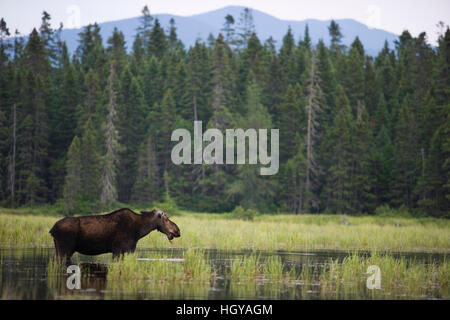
[49, 208, 180, 263]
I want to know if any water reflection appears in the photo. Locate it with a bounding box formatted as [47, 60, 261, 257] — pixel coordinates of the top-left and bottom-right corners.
[0, 248, 447, 300]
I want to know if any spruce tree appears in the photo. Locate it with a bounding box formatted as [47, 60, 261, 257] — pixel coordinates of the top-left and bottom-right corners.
[133, 135, 161, 204]
[325, 87, 353, 213]
[117, 67, 146, 202]
[101, 63, 120, 207]
[63, 136, 82, 214]
[80, 118, 102, 204]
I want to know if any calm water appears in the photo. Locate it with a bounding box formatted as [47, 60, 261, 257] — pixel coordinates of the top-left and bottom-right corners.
[0, 248, 447, 300]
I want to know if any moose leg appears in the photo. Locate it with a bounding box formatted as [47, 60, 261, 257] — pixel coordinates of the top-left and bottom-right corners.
[112, 240, 137, 260]
[53, 238, 74, 266]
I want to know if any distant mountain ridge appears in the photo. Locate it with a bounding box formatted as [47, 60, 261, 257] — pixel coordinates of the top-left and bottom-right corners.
[50, 6, 400, 56]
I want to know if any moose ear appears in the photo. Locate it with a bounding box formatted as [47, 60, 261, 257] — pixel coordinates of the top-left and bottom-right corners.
[140, 210, 151, 214]
[157, 211, 163, 218]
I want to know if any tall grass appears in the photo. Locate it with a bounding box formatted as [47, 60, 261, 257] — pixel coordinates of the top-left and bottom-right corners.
[0, 210, 449, 252]
[107, 249, 212, 282]
[315, 252, 449, 299]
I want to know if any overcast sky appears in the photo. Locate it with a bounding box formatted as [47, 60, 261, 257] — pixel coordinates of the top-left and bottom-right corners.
[1, 0, 449, 44]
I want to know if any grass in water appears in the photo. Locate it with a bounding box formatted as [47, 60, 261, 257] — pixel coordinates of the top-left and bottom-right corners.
[315, 252, 449, 299]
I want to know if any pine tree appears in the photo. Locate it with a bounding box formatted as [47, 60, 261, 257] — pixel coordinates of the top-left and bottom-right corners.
[137, 5, 153, 50]
[279, 27, 297, 86]
[372, 124, 394, 205]
[211, 34, 236, 116]
[236, 8, 255, 49]
[76, 23, 107, 76]
[101, 63, 120, 207]
[155, 89, 177, 174]
[325, 87, 353, 213]
[392, 96, 420, 208]
[17, 28, 51, 204]
[143, 56, 163, 109]
[278, 83, 305, 163]
[133, 134, 161, 204]
[261, 54, 286, 125]
[341, 37, 365, 110]
[222, 14, 236, 45]
[106, 28, 127, 76]
[187, 42, 212, 122]
[80, 118, 102, 203]
[48, 41, 80, 201]
[328, 20, 344, 57]
[416, 119, 450, 217]
[63, 136, 82, 214]
[351, 103, 375, 213]
[281, 138, 307, 213]
[225, 81, 276, 212]
[148, 18, 167, 59]
[299, 24, 311, 51]
[117, 67, 146, 202]
[76, 68, 103, 133]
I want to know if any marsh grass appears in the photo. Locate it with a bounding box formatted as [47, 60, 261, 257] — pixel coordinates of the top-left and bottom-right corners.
[315, 252, 449, 299]
[108, 249, 212, 282]
[34, 246, 450, 300]
[1, 210, 449, 253]
[106, 249, 213, 299]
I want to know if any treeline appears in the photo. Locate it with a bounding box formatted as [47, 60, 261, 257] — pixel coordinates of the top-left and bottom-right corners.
[0, 8, 448, 216]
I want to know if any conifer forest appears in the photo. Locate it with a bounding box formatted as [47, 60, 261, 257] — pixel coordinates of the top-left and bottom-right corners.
[0, 7, 448, 217]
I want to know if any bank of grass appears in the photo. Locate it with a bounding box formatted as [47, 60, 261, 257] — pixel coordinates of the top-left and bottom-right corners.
[0, 208, 449, 252]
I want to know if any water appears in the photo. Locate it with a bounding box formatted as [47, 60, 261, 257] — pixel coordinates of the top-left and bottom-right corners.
[0, 248, 447, 300]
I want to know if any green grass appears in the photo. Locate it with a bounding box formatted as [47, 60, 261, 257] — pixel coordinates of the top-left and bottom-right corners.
[108, 249, 212, 282]
[0, 209, 449, 252]
[101, 250, 449, 299]
[314, 252, 450, 299]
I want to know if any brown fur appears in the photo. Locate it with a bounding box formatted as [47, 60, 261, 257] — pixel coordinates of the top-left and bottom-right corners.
[49, 208, 180, 263]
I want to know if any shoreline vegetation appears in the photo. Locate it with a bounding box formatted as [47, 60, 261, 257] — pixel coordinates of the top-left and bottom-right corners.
[1, 208, 448, 253]
[42, 249, 449, 300]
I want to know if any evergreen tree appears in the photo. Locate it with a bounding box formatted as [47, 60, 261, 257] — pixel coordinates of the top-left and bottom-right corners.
[278, 83, 305, 163]
[133, 135, 160, 204]
[328, 20, 344, 57]
[80, 118, 102, 203]
[101, 63, 120, 207]
[372, 124, 394, 205]
[117, 67, 146, 202]
[392, 96, 420, 208]
[324, 88, 353, 213]
[279, 27, 297, 86]
[137, 5, 153, 50]
[148, 18, 167, 59]
[225, 81, 276, 212]
[17, 28, 51, 204]
[351, 103, 375, 213]
[222, 14, 236, 45]
[63, 136, 82, 214]
[236, 8, 255, 49]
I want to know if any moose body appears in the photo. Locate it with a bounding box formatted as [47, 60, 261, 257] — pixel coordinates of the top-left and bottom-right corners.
[49, 208, 180, 263]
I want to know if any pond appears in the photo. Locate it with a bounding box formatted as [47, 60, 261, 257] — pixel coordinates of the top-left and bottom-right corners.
[0, 248, 448, 300]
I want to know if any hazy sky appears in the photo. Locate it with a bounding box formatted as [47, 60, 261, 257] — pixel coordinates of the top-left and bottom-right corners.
[1, 0, 449, 44]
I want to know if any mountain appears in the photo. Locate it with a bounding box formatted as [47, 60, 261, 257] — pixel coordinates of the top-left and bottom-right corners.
[53, 6, 400, 56]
